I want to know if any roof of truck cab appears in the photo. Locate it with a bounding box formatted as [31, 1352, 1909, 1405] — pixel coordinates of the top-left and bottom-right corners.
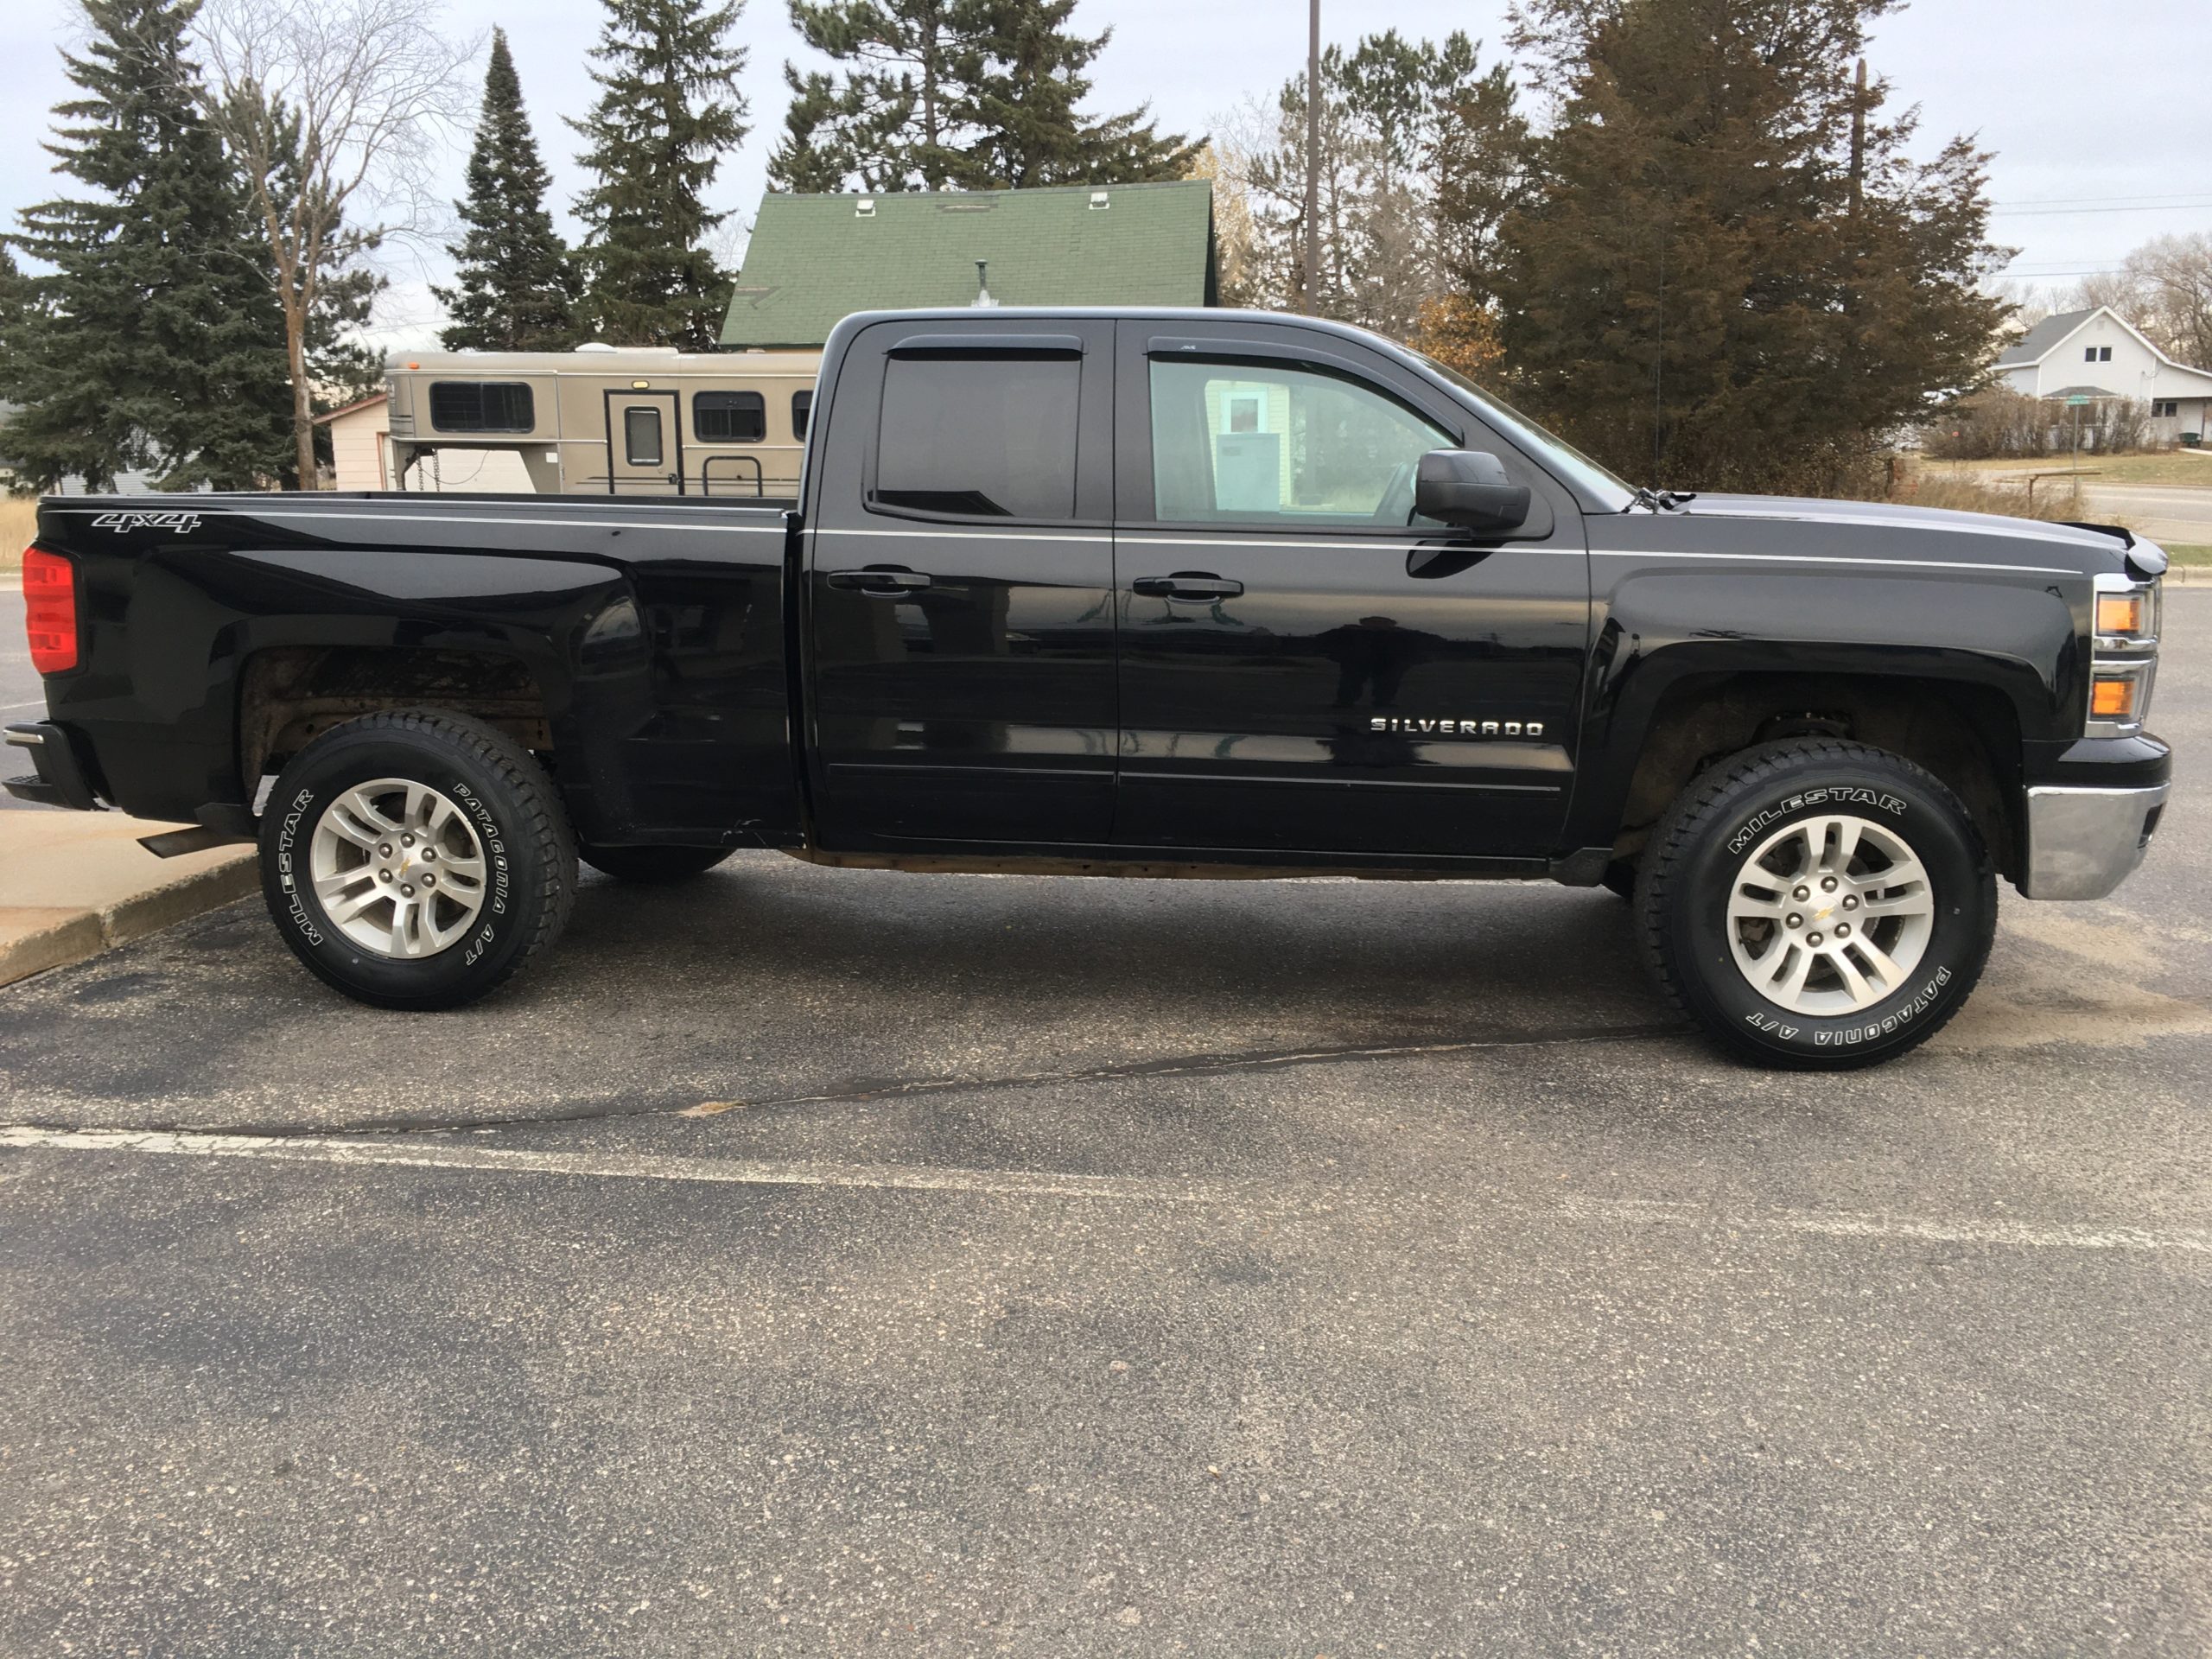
[721, 181, 1218, 349]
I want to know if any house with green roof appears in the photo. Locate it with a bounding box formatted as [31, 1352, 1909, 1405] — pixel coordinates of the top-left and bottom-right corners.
[720, 180, 1219, 351]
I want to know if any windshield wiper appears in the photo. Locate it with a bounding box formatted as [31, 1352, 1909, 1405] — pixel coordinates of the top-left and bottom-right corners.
[1634, 486, 1698, 512]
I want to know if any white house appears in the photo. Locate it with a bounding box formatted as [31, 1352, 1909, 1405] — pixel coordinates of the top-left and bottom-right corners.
[1994, 306, 2212, 446]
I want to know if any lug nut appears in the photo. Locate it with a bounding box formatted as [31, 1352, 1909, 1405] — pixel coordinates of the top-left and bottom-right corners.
[422, 874, 435, 887]
[421, 848, 435, 861]
[1821, 876, 1838, 893]
[378, 843, 392, 857]
[1787, 913, 1803, 929]
[378, 870, 391, 882]
[1793, 885, 1810, 900]
[1842, 895, 1859, 910]
[400, 884, 414, 897]
[1808, 931, 1824, 946]
[1836, 922, 1851, 938]
[402, 834, 414, 848]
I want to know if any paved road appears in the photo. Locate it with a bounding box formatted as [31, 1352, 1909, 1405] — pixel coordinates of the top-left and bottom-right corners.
[0, 599, 2207, 1653]
[2083, 482, 2212, 545]
[1, 579, 59, 810]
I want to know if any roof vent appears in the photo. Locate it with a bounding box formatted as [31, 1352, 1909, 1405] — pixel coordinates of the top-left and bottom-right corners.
[972, 260, 998, 308]
[855, 197, 875, 218]
[1090, 190, 1109, 210]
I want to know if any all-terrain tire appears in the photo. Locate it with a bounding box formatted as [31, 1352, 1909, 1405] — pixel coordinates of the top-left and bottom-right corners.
[577, 842, 734, 883]
[1636, 739, 1997, 1069]
[258, 710, 576, 1010]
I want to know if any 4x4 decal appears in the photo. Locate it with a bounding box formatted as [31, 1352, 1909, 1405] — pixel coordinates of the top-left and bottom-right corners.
[90, 510, 203, 536]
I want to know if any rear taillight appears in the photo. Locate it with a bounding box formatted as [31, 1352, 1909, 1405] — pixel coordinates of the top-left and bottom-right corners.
[23, 547, 80, 675]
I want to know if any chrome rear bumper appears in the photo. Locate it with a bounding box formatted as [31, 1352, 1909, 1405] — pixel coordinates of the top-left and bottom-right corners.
[2021, 783, 2170, 899]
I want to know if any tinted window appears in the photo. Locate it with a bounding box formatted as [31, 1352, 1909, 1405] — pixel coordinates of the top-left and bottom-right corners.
[791, 389, 813, 440]
[429, 381, 534, 433]
[694, 390, 765, 442]
[1148, 359, 1450, 525]
[874, 356, 1079, 520]
[624, 407, 664, 466]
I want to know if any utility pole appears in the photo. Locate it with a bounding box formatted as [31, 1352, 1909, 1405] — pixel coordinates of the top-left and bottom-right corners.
[1303, 0, 1319, 315]
[1847, 57, 1866, 216]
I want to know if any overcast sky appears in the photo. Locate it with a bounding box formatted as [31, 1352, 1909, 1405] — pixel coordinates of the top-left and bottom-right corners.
[3, 0, 2209, 348]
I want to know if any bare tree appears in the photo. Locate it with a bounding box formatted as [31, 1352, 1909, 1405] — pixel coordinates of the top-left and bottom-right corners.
[2121, 233, 2212, 369]
[198, 0, 476, 488]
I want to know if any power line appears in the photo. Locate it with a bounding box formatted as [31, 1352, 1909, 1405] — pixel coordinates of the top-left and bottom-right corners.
[1991, 201, 2212, 218]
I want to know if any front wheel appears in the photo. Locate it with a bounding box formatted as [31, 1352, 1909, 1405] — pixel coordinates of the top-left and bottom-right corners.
[1637, 739, 1995, 1069]
[259, 710, 576, 1009]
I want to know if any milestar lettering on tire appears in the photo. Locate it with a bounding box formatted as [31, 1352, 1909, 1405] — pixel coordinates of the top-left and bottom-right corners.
[1637, 740, 1996, 1071]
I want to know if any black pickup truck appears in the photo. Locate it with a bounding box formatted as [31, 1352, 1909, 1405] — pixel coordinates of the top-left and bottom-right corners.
[7, 308, 2174, 1066]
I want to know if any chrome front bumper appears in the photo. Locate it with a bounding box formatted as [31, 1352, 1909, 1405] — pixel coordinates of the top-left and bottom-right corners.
[2022, 783, 2171, 899]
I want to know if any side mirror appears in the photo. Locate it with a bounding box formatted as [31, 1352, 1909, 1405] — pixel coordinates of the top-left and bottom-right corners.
[1415, 448, 1531, 534]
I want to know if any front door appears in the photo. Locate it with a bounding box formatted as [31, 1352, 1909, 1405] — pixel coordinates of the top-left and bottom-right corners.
[1110, 322, 1589, 859]
[804, 318, 1117, 848]
[607, 390, 682, 494]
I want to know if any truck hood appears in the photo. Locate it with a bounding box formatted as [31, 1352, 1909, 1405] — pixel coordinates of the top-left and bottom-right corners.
[1674, 492, 2131, 558]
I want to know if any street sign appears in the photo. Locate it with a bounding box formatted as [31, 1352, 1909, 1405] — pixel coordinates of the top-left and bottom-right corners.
[2066, 394, 2092, 406]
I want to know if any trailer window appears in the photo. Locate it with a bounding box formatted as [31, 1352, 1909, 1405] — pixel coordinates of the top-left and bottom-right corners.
[624, 406, 664, 466]
[428, 381, 534, 433]
[791, 390, 813, 440]
[694, 390, 766, 443]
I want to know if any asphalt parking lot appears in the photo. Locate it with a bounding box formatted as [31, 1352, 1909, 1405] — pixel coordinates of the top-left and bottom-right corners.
[1, 592, 2207, 1656]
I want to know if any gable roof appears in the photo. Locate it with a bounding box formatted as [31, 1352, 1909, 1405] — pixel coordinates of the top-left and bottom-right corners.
[721, 181, 1217, 349]
[1996, 308, 2095, 366]
[313, 391, 389, 425]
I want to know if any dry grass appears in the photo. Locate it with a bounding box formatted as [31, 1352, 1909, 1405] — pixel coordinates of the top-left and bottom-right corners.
[0, 498, 36, 569]
[1897, 471, 2089, 523]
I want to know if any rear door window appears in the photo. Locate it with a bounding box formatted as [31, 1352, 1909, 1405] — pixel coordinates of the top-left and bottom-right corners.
[874, 356, 1080, 521]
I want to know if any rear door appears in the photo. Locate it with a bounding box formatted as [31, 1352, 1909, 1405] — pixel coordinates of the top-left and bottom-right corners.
[1110, 321, 1588, 859]
[804, 317, 1117, 848]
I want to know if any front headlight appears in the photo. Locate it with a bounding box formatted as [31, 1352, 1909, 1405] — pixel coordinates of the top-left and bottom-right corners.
[2088, 571, 2159, 737]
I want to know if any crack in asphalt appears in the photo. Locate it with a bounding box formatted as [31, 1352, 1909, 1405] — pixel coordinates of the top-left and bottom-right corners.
[0, 1020, 1690, 1141]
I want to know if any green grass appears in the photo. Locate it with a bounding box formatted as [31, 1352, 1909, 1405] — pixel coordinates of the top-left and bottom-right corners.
[2162, 543, 2212, 566]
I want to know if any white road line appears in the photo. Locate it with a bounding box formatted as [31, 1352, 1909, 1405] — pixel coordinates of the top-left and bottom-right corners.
[4, 1125, 2209, 1255]
[0, 1126, 1238, 1205]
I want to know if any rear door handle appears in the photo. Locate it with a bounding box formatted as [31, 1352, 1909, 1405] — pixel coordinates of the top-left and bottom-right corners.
[1133, 572, 1243, 601]
[827, 567, 933, 594]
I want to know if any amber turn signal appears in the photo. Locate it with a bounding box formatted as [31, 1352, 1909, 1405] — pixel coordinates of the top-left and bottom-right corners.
[2090, 676, 2139, 720]
[2096, 592, 2147, 636]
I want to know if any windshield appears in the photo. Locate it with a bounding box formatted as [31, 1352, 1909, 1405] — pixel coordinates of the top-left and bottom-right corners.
[1413, 351, 1638, 512]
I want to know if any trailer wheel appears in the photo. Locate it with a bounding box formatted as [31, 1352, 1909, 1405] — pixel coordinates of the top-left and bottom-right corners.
[258, 710, 576, 1010]
[577, 843, 734, 883]
[1637, 739, 1995, 1069]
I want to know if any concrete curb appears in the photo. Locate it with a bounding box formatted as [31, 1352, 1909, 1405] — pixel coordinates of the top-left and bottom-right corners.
[0, 818, 257, 989]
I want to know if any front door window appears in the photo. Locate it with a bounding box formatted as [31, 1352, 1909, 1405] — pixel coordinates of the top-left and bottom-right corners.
[1148, 359, 1452, 528]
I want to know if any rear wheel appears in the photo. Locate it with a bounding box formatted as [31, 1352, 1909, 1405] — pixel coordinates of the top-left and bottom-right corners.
[259, 710, 575, 1009]
[576, 842, 734, 883]
[1637, 739, 1995, 1069]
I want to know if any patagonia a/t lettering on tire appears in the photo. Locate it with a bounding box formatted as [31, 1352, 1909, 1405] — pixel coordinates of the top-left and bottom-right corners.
[1637, 739, 1997, 1069]
[259, 709, 577, 1010]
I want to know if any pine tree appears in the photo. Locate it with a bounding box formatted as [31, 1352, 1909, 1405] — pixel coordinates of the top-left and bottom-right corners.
[1493, 0, 2009, 493]
[950, 1, 1196, 189]
[770, 0, 1190, 194]
[772, 0, 977, 194]
[2, 0, 289, 492]
[436, 29, 577, 351]
[569, 0, 751, 349]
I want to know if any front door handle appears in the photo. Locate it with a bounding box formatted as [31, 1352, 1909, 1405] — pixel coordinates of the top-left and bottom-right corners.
[1133, 572, 1243, 601]
[827, 566, 933, 594]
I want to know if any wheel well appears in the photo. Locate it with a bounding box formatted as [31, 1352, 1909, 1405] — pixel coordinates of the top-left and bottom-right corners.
[1611, 673, 2024, 880]
[239, 647, 553, 790]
